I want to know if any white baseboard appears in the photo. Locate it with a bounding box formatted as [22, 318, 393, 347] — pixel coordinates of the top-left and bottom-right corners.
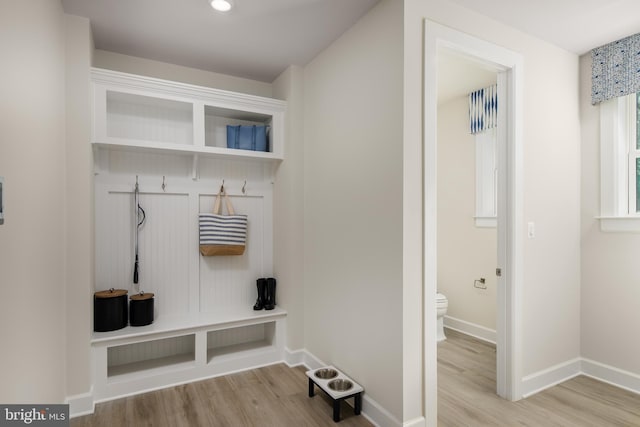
[283, 346, 305, 366]
[582, 358, 640, 395]
[66, 389, 95, 418]
[284, 347, 403, 427]
[284, 346, 325, 370]
[403, 416, 426, 427]
[521, 357, 582, 397]
[443, 316, 496, 344]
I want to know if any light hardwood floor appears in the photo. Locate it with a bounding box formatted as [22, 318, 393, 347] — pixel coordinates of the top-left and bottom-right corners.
[72, 332, 640, 427]
[438, 328, 640, 426]
[71, 364, 373, 427]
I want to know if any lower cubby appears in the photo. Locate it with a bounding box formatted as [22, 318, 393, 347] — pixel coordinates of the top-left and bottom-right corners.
[207, 322, 275, 363]
[91, 307, 286, 402]
[107, 334, 196, 379]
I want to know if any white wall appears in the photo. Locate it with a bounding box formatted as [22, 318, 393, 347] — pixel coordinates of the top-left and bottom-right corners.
[272, 66, 305, 350]
[580, 54, 640, 375]
[0, 0, 67, 402]
[93, 50, 273, 98]
[65, 13, 94, 400]
[303, 0, 404, 421]
[437, 96, 497, 331]
[404, 0, 581, 421]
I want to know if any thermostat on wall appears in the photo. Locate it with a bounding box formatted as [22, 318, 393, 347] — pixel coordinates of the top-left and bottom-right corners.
[0, 176, 4, 225]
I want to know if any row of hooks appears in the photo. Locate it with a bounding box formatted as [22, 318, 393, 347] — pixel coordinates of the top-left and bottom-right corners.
[136, 175, 168, 192]
[219, 179, 247, 194]
[135, 176, 247, 194]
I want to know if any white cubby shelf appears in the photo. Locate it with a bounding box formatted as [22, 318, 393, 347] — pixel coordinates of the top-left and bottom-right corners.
[90, 68, 288, 405]
[91, 307, 287, 402]
[91, 68, 286, 164]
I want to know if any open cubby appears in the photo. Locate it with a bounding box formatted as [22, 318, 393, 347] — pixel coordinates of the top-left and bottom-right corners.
[107, 334, 196, 379]
[92, 68, 285, 160]
[207, 322, 276, 363]
[106, 91, 193, 145]
[204, 105, 272, 151]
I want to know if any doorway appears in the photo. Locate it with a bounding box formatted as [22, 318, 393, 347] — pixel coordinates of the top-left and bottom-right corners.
[424, 20, 525, 425]
[436, 50, 498, 343]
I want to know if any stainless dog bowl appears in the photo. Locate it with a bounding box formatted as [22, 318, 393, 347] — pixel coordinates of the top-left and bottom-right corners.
[314, 368, 338, 380]
[328, 379, 353, 392]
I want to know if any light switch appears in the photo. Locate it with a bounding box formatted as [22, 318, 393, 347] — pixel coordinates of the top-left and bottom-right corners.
[527, 221, 535, 238]
[0, 176, 4, 225]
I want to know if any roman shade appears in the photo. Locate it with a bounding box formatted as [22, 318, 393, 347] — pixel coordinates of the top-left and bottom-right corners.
[591, 33, 640, 105]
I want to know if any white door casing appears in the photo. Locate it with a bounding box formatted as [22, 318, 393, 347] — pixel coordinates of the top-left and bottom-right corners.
[423, 19, 524, 426]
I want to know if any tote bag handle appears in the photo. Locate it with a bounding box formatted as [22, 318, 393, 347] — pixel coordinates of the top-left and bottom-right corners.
[212, 187, 236, 215]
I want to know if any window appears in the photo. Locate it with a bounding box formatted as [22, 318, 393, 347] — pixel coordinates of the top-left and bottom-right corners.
[475, 128, 497, 228]
[631, 92, 640, 212]
[599, 92, 640, 231]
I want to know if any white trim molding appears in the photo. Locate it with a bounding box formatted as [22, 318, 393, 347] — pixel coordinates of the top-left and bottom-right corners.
[582, 358, 640, 395]
[596, 216, 640, 232]
[403, 417, 426, 427]
[424, 21, 525, 427]
[474, 216, 497, 228]
[522, 357, 640, 399]
[443, 316, 496, 344]
[598, 93, 640, 231]
[66, 389, 95, 419]
[521, 358, 582, 398]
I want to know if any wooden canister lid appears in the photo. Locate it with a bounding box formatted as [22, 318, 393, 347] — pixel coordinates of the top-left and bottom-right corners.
[94, 288, 128, 298]
[130, 292, 154, 301]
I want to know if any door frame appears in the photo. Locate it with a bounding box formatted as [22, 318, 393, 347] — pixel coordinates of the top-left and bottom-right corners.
[423, 20, 524, 425]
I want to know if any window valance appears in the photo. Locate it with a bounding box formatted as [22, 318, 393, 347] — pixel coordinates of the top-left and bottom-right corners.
[469, 84, 497, 134]
[591, 33, 640, 105]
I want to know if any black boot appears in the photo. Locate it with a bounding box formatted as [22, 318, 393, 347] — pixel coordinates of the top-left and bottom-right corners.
[253, 278, 267, 310]
[264, 278, 276, 310]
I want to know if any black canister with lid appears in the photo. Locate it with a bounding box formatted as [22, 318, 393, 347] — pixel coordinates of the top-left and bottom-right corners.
[129, 292, 154, 326]
[94, 288, 128, 332]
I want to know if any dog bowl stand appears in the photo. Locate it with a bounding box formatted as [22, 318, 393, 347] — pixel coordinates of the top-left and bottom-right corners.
[306, 366, 363, 422]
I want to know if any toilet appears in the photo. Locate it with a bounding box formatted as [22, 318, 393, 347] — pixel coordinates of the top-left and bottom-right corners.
[436, 293, 449, 342]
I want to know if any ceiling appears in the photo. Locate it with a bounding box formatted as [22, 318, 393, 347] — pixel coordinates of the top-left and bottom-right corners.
[447, 0, 640, 54]
[438, 51, 496, 106]
[61, 0, 380, 82]
[62, 0, 640, 84]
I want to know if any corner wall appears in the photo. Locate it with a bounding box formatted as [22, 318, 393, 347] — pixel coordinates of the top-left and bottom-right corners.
[273, 65, 305, 350]
[579, 54, 640, 377]
[302, 0, 404, 421]
[64, 13, 94, 403]
[0, 0, 67, 403]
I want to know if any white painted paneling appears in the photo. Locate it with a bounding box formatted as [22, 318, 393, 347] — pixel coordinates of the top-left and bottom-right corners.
[198, 157, 270, 183]
[106, 90, 193, 145]
[95, 149, 273, 319]
[95, 189, 191, 317]
[101, 150, 193, 178]
[199, 193, 270, 312]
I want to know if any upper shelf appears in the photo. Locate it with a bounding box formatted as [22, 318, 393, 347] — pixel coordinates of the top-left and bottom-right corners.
[91, 68, 287, 162]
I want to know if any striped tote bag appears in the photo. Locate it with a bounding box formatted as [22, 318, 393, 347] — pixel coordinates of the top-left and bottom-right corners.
[199, 188, 247, 256]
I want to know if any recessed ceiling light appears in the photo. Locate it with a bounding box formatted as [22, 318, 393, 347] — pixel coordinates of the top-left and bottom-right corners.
[210, 0, 233, 12]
